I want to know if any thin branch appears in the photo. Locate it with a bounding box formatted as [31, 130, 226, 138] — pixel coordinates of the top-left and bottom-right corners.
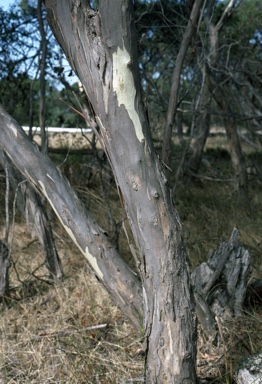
[162, 0, 204, 170]
[216, 0, 238, 32]
[31, 323, 109, 340]
[4, 165, 10, 245]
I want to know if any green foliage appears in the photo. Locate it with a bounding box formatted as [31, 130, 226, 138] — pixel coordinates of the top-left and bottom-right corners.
[0, 74, 85, 127]
[134, 0, 190, 128]
[132, 0, 262, 135]
[0, 0, 83, 128]
[1, 0, 261, 134]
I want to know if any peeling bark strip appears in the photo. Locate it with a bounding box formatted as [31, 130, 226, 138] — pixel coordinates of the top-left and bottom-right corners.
[44, 1, 197, 382]
[112, 45, 144, 142]
[0, 105, 143, 329]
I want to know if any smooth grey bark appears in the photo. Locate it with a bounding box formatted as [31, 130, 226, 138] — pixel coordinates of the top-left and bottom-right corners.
[0, 104, 143, 329]
[44, 1, 197, 382]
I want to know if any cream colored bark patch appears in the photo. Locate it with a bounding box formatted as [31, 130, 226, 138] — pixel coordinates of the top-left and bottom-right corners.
[83, 246, 104, 281]
[38, 180, 104, 280]
[112, 45, 144, 142]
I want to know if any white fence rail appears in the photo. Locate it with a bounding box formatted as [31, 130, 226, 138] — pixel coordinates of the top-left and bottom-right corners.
[22, 127, 92, 134]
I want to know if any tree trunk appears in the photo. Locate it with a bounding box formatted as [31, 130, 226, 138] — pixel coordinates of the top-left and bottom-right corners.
[162, 0, 204, 175]
[184, 69, 211, 178]
[0, 104, 143, 330]
[210, 80, 248, 200]
[0, 149, 63, 281]
[204, 1, 248, 200]
[0, 240, 10, 298]
[46, 1, 198, 381]
[22, 183, 64, 281]
[37, 0, 48, 154]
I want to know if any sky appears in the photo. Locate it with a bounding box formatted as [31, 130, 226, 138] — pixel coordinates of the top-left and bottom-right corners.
[0, 0, 16, 10]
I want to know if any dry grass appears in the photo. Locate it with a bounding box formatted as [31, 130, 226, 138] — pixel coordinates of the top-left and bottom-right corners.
[197, 308, 262, 383]
[0, 225, 144, 383]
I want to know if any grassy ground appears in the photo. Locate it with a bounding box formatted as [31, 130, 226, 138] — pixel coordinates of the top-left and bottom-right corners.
[0, 226, 144, 383]
[0, 136, 261, 383]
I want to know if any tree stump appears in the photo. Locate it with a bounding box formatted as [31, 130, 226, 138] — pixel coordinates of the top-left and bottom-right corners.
[192, 227, 250, 340]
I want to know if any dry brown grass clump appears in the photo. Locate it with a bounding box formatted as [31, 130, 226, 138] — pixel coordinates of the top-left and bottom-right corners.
[0, 274, 144, 383]
[0, 224, 144, 384]
[197, 306, 262, 383]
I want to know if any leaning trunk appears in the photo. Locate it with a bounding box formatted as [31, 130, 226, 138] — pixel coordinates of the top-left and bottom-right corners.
[0, 104, 143, 329]
[44, 0, 197, 381]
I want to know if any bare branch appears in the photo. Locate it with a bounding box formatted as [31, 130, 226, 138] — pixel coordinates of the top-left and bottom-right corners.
[162, 0, 204, 171]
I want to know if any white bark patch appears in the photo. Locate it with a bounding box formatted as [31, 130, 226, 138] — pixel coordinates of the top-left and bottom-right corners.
[167, 321, 174, 355]
[143, 286, 149, 328]
[83, 246, 104, 281]
[112, 45, 144, 142]
[38, 180, 104, 280]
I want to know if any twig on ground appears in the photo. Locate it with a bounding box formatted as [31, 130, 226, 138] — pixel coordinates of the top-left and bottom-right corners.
[31, 323, 109, 341]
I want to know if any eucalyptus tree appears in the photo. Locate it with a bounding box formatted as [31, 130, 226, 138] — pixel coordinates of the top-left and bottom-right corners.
[0, 0, 199, 382]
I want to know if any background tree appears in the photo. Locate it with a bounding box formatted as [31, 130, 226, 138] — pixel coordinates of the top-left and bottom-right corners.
[134, 0, 262, 199]
[0, 1, 83, 129]
[0, 1, 75, 289]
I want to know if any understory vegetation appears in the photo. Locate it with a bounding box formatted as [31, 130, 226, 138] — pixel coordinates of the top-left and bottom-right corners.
[0, 134, 261, 384]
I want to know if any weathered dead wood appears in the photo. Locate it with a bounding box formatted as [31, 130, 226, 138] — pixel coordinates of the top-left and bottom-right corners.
[192, 227, 250, 340]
